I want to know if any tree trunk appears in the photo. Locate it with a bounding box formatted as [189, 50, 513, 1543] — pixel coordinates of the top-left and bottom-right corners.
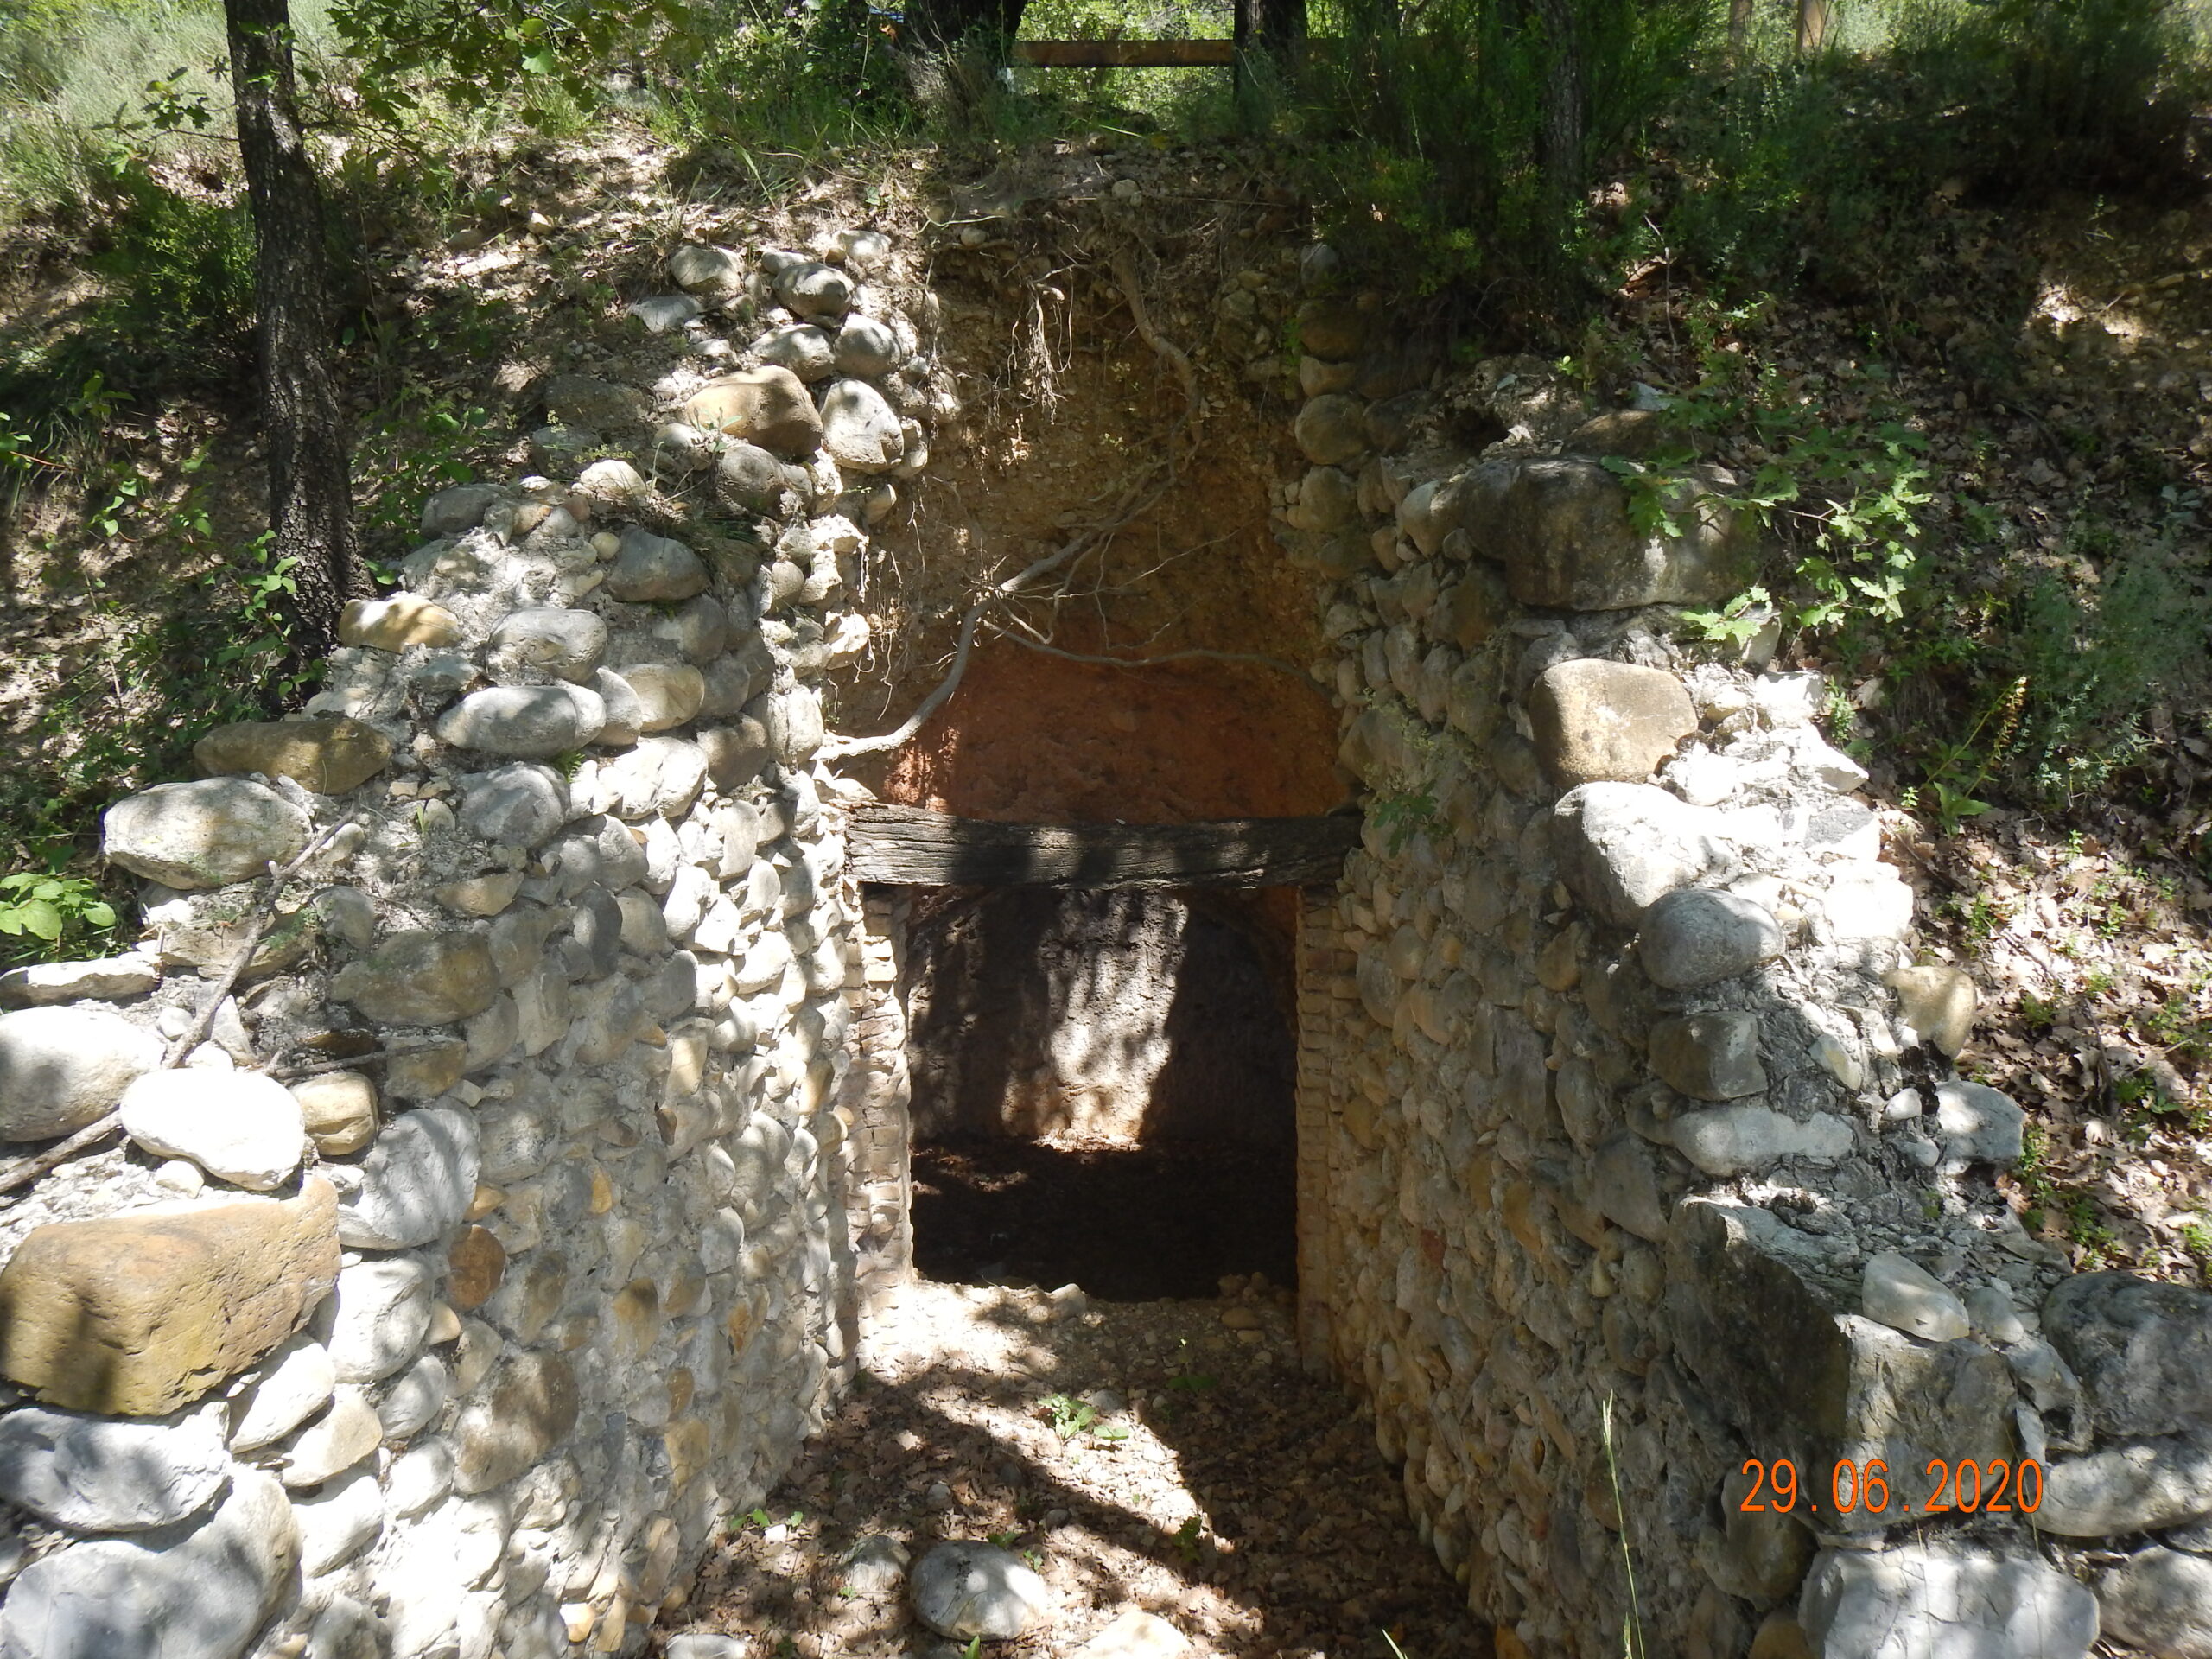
[1532, 0, 1586, 219]
[901, 0, 1027, 53]
[226, 0, 355, 656]
[1796, 0, 1830, 54]
[1728, 0, 1755, 60]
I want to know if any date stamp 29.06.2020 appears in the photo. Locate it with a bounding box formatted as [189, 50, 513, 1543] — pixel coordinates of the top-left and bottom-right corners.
[1737, 1457, 2046, 1518]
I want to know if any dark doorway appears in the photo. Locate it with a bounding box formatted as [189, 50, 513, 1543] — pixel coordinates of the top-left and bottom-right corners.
[902, 887, 1298, 1299]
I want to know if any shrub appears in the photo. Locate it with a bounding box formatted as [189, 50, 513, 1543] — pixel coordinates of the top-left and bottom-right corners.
[1298, 0, 1710, 302]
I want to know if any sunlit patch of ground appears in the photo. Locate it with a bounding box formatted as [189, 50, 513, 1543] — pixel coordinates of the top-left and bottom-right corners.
[662, 1280, 1478, 1658]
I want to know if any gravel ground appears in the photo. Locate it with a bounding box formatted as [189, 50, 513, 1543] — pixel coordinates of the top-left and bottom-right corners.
[658, 1277, 1481, 1658]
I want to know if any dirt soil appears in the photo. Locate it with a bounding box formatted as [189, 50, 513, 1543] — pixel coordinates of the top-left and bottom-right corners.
[911, 1138, 1298, 1300]
[660, 1279, 1480, 1659]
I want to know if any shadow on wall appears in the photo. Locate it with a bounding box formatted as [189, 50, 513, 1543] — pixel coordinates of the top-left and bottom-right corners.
[903, 886, 1295, 1146]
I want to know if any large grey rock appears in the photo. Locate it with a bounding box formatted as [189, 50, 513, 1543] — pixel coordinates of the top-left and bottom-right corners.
[229, 1335, 335, 1453]
[377, 1355, 449, 1441]
[1638, 888, 1785, 989]
[487, 608, 607, 685]
[775, 260, 855, 318]
[456, 764, 566, 849]
[715, 442, 795, 513]
[2100, 1548, 2212, 1657]
[450, 1351, 578, 1493]
[1465, 455, 1753, 611]
[544, 372, 646, 429]
[1934, 1080, 2024, 1167]
[910, 1541, 1058, 1641]
[1590, 1130, 1669, 1241]
[623, 662, 706, 732]
[1528, 659, 1698, 787]
[607, 526, 709, 603]
[1861, 1251, 1970, 1341]
[592, 667, 646, 747]
[1710, 1465, 1815, 1600]
[320, 1255, 434, 1383]
[279, 1385, 381, 1488]
[118, 1070, 303, 1192]
[834, 314, 899, 377]
[192, 717, 391, 796]
[293, 1466, 383, 1575]
[668, 244, 745, 292]
[419, 482, 505, 537]
[331, 931, 499, 1026]
[335, 1106, 480, 1249]
[2046, 1271, 2212, 1438]
[1672, 1106, 1849, 1177]
[0, 1006, 163, 1141]
[1799, 1545, 2097, 1659]
[1885, 963, 1978, 1056]
[1294, 393, 1367, 465]
[435, 685, 605, 759]
[1669, 1203, 2018, 1535]
[667, 1638, 750, 1659]
[103, 779, 309, 890]
[1552, 783, 1725, 926]
[750, 685, 824, 766]
[0, 1465, 297, 1659]
[0, 951, 160, 1008]
[819, 378, 904, 473]
[0, 1406, 228, 1532]
[685, 368, 823, 461]
[699, 639, 776, 719]
[1651, 1012, 1769, 1100]
[2032, 1434, 2212, 1536]
[754, 324, 835, 381]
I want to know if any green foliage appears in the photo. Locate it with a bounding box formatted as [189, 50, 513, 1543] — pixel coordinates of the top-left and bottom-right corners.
[1298, 0, 1707, 300]
[0, 158, 253, 427]
[1658, 0, 2209, 295]
[1995, 534, 2207, 808]
[1040, 1392, 1097, 1439]
[0, 868, 117, 963]
[0, 430, 308, 880]
[1626, 315, 1934, 637]
[1368, 791, 1441, 855]
[353, 392, 493, 578]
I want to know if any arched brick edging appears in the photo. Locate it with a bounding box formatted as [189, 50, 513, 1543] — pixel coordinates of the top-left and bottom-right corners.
[0, 228, 933, 1659]
[1278, 321, 2197, 1658]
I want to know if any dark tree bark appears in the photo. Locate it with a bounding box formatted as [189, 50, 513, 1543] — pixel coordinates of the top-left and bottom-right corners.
[226, 0, 356, 655]
[900, 0, 1027, 53]
[1235, 0, 1306, 69]
[1532, 0, 1586, 219]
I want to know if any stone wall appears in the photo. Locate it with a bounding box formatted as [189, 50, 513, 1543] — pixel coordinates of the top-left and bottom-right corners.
[0, 224, 940, 1659]
[1276, 320, 2206, 1656]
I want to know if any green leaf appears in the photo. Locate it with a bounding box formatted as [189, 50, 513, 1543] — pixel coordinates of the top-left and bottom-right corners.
[16, 900, 63, 941]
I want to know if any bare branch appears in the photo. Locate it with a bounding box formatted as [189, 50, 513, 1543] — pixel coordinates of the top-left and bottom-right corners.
[820, 605, 987, 759]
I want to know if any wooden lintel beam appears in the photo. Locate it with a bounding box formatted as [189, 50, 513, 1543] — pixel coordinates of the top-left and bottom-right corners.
[847, 804, 1359, 888]
[1012, 38, 1237, 67]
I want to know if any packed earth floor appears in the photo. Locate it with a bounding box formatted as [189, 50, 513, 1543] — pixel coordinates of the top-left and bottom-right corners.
[660, 1277, 1481, 1658]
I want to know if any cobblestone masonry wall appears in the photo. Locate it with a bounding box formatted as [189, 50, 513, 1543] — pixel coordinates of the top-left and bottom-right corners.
[0, 228, 938, 1659]
[4, 219, 2210, 1659]
[1276, 324, 2212, 1658]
